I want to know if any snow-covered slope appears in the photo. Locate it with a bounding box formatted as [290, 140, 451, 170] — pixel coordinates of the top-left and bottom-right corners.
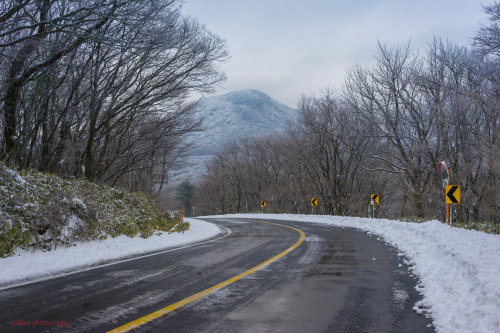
[169, 89, 297, 184]
[190, 89, 297, 155]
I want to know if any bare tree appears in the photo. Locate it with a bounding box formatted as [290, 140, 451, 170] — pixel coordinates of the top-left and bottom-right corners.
[344, 42, 438, 218]
[1, 0, 126, 162]
[0, 0, 228, 195]
[473, 2, 500, 223]
[287, 90, 372, 215]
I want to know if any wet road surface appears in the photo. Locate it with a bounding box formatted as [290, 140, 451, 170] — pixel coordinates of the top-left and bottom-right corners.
[0, 218, 434, 332]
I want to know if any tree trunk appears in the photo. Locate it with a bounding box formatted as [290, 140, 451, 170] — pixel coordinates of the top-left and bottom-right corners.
[2, 81, 22, 163]
[84, 110, 99, 179]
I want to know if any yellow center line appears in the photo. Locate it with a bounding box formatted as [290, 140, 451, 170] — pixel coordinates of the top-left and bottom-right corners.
[108, 220, 305, 333]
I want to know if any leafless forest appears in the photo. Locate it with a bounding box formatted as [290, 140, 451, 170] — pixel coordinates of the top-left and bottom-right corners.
[1, 1, 499, 224]
[0, 0, 228, 193]
[195, 5, 500, 223]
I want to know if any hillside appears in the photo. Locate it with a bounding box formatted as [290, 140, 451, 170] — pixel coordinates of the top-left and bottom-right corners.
[0, 164, 186, 258]
[169, 89, 297, 183]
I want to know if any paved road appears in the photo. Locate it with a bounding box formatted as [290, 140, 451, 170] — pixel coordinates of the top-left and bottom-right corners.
[0, 218, 434, 332]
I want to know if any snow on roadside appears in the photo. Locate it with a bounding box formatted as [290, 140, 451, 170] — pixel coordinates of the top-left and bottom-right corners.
[0, 218, 220, 287]
[1, 213, 499, 333]
[212, 213, 500, 333]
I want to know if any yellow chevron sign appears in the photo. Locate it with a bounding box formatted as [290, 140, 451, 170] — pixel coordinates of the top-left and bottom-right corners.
[371, 194, 379, 205]
[260, 201, 266, 208]
[446, 185, 460, 204]
[311, 198, 318, 206]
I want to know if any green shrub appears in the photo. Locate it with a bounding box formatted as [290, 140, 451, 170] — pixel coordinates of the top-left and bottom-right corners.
[0, 222, 31, 258]
[453, 221, 500, 234]
[0, 164, 188, 257]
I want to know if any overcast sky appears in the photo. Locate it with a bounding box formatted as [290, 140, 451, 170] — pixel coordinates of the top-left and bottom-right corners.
[182, 0, 489, 108]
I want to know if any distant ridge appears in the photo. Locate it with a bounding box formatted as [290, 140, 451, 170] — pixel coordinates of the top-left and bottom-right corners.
[190, 89, 297, 155]
[169, 89, 297, 184]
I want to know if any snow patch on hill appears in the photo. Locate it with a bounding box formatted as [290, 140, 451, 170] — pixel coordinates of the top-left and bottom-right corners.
[170, 89, 297, 184]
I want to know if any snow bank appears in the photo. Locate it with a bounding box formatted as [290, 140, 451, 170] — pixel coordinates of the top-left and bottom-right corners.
[212, 214, 500, 333]
[0, 218, 220, 287]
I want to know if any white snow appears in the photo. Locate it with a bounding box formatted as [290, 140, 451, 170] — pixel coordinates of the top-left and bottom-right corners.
[0, 218, 220, 287]
[4, 168, 26, 185]
[71, 197, 87, 209]
[1, 213, 499, 333]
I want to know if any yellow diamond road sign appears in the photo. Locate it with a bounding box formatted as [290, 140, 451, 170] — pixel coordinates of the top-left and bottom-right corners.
[311, 198, 318, 206]
[371, 194, 379, 205]
[446, 185, 460, 204]
[260, 201, 266, 208]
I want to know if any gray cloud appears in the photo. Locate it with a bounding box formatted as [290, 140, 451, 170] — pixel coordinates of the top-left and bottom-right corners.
[184, 0, 488, 107]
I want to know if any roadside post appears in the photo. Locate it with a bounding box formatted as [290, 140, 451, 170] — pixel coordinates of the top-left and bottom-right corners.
[370, 194, 379, 218]
[260, 201, 266, 213]
[438, 161, 450, 225]
[180, 209, 185, 233]
[311, 198, 318, 214]
[446, 185, 460, 227]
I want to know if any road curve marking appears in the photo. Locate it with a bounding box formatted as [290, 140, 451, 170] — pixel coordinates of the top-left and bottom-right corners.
[108, 220, 305, 333]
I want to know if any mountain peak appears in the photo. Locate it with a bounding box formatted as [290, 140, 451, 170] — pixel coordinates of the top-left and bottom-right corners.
[169, 89, 297, 184]
[194, 89, 297, 152]
[204, 89, 290, 110]
[218, 88, 272, 100]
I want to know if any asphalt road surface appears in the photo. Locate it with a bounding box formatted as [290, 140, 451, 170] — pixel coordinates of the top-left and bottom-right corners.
[0, 218, 434, 332]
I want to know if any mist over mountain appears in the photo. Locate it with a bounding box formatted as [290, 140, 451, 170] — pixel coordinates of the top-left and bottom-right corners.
[169, 89, 297, 184]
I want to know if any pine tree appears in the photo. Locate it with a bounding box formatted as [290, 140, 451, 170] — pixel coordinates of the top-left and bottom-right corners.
[175, 180, 195, 216]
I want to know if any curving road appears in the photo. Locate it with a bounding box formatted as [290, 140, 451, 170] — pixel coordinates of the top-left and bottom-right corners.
[0, 218, 434, 332]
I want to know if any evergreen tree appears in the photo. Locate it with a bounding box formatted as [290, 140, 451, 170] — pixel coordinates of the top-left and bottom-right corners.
[175, 180, 195, 216]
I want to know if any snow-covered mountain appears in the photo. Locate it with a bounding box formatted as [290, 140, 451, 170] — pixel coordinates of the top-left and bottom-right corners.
[169, 89, 297, 184]
[190, 89, 297, 155]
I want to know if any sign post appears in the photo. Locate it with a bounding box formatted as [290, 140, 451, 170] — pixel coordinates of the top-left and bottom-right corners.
[311, 198, 318, 214]
[260, 201, 266, 213]
[438, 162, 450, 225]
[446, 185, 460, 227]
[370, 194, 379, 218]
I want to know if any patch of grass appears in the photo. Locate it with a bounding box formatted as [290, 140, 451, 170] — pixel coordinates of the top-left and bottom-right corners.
[452, 222, 500, 234]
[399, 216, 499, 234]
[0, 221, 31, 257]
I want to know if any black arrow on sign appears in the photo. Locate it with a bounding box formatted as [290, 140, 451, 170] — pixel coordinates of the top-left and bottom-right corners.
[447, 186, 459, 204]
[372, 194, 378, 201]
[311, 198, 317, 206]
